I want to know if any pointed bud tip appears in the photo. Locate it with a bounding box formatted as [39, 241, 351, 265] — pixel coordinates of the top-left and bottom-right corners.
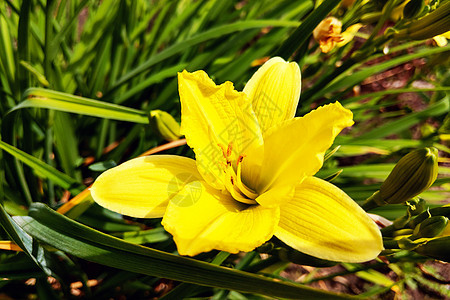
[149, 110, 182, 142]
[377, 147, 439, 205]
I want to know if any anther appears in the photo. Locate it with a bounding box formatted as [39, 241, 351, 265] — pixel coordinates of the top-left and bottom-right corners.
[226, 142, 233, 157]
[237, 154, 246, 165]
[217, 143, 227, 158]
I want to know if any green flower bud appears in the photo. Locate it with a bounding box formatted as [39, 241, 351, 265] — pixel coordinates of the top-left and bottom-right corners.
[394, 1, 450, 40]
[256, 242, 275, 253]
[406, 197, 426, 216]
[398, 237, 420, 250]
[393, 228, 414, 237]
[414, 236, 450, 262]
[149, 110, 182, 142]
[393, 214, 411, 229]
[403, 0, 425, 19]
[408, 205, 450, 229]
[412, 216, 448, 239]
[375, 147, 438, 206]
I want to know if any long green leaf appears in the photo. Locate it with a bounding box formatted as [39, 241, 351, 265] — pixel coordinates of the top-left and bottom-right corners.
[14, 203, 350, 299]
[355, 97, 449, 140]
[114, 63, 187, 104]
[0, 14, 16, 92]
[308, 45, 450, 103]
[17, 0, 31, 90]
[275, 0, 339, 59]
[111, 19, 300, 89]
[0, 140, 83, 194]
[47, 0, 91, 62]
[53, 112, 82, 180]
[13, 88, 149, 123]
[342, 87, 450, 105]
[0, 204, 52, 275]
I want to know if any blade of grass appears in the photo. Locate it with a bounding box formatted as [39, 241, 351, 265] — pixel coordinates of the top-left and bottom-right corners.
[307, 45, 450, 104]
[343, 87, 450, 106]
[17, 0, 31, 90]
[0, 140, 84, 194]
[0, 14, 16, 95]
[47, 0, 90, 62]
[53, 112, 82, 181]
[0, 204, 52, 275]
[355, 96, 449, 140]
[110, 19, 300, 90]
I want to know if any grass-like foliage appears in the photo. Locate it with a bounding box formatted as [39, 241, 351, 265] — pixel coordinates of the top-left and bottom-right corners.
[0, 0, 449, 298]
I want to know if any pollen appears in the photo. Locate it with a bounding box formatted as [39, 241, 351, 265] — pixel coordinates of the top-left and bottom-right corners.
[218, 143, 227, 158]
[237, 154, 246, 165]
[226, 142, 233, 157]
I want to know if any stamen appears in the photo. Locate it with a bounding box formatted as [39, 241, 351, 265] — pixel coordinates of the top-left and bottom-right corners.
[217, 143, 258, 205]
[223, 171, 256, 205]
[217, 143, 227, 158]
[236, 155, 258, 199]
[237, 154, 246, 165]
[226, 142, 233, 157]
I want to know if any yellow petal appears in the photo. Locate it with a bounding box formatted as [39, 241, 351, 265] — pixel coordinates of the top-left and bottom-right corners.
[254, 184, 294, 208]
[178, 70, 263, 190]
[256, 102, 354, 194]
[275, 176, 383, 262]
[243, 57, 301, 132]
[337, 24, 363, 47]
[162, 182, 280, 256]
[91, 155, 202, 218]
[433, 35, 448, 47]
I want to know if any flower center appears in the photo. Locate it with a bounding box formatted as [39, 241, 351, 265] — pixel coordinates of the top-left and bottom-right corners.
[218, 142, 258, 205]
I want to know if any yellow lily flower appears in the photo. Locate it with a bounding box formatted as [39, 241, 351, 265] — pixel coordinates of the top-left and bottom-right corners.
[91, 57, 383, 262]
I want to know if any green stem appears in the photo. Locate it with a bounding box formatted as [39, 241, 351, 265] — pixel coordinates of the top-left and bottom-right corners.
[361, 192, 384, 211]
[381, 224, 396, 237]
[303, 261, 387, 284]
[383, 239, 400, 249]
[244, 255, 281, 273]
[360, 12, 383, 24]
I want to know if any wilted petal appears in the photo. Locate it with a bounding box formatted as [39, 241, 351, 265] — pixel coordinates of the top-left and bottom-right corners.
[91, 155, 202, 218]
[433, 35, 448, 47]
[275, 176, 383, 262]
[243, 57, 301, 132]
[178, 70, 263, 190]
[162, 182, 279, 256]
[313, 17, 343, 53]
[337, 24, 363, 47]
[256, 102, 354, 194]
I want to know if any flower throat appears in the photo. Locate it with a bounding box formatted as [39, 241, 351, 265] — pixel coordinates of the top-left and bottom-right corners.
[218, 142, 258, 205]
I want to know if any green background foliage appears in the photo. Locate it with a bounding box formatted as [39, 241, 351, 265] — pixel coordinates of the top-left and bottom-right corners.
[0, 0, 449, 298]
